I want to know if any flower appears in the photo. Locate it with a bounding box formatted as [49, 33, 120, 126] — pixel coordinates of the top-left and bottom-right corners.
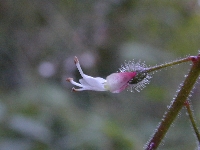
[66, 56, 151, 93]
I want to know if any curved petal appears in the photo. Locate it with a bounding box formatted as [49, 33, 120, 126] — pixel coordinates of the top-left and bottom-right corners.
[84, 77, 106, 90]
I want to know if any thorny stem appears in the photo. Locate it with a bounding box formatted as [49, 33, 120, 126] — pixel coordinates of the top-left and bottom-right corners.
[145, 54, 200, 150]
[145, 57, 191, 73]
[184, 100, 200, 144]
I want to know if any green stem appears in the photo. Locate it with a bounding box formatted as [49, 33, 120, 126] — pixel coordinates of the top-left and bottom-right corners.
[146, 57, 191, 73]
[145, 54, 200, 150]
[185, 100, 200, 144]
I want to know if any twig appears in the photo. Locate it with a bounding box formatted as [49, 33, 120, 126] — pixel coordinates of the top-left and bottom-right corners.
[145, 54, 200, 150]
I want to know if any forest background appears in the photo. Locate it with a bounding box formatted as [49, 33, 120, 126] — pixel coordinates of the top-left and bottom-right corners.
[1, 0, 200, 150]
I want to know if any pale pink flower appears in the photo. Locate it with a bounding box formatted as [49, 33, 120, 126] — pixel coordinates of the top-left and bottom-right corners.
[67, 56, 150, 93]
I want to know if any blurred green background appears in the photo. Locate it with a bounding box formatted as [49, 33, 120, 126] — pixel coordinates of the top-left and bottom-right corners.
[1, 0, 200, 150]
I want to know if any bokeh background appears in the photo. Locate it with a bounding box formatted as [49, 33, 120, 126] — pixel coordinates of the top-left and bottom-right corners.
[1, 0, 200, 150]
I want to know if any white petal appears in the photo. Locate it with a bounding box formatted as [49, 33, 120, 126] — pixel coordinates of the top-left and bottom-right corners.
[68, 56, 107, 92]
[85, 77, 106, 88]
[67, 78, 83, 87]
[95, 77, 107, 83]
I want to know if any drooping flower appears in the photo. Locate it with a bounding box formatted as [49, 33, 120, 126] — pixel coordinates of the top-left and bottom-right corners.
[67, 55, 196, 93]
[66, 56, 151, 93]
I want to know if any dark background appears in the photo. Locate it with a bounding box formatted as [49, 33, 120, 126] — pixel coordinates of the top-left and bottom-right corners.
[1, 0, 200, 149]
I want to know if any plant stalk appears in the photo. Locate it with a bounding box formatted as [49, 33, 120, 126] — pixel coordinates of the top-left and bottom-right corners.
[185, 100, 200, 144]
[145, 54, 200, 150]
[146, 57, 191, 73]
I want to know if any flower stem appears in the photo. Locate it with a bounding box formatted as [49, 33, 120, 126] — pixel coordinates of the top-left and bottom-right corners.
[145, 56, 191, 73]
[184, 100, 200, 144]
[145, 54, 200, 150]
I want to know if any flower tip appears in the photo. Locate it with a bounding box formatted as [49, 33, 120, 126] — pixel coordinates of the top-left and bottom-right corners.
[74, 56, 79, 64]
[66, 78, 73, 82]
[72, 87, 76, 92]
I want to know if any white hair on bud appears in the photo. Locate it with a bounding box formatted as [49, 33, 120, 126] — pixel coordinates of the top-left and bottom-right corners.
[119, 60, 152, 92]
